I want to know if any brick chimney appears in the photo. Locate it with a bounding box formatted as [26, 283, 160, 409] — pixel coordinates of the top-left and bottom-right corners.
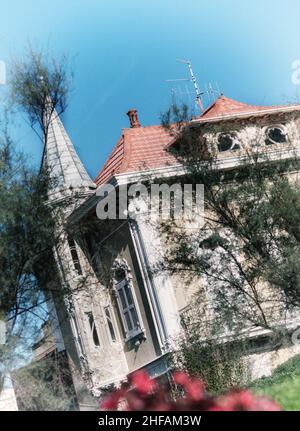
[127, 108, 141, 128]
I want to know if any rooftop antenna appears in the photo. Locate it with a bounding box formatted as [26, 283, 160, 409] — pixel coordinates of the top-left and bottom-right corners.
[179, 59, 205, 112]
[166, 59, 205, 113]
[171, 88, 176, 105]
[215, 81, 221, 96]
[166, 61, 223, 113]
[207, 81, 221, 102]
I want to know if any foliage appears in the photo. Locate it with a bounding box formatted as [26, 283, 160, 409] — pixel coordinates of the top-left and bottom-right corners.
[10, 46, 71, 141]
[0, 48, 75, 401]
[100, 370, 280, 411]
[11, 353, 77, 411]
[0, 130, 67, 319]
[1, 46, 73, 323]
[173, 338, 249, 394]
[251, 354, 300, 410]
[161, 103, 300, 334]
[0, 131, 68, 395]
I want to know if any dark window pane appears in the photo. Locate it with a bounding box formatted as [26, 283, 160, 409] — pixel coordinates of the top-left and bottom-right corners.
[67, 237, 82, 275]
[87, 312, 100, 347]
[266, 127, 286, 145]
[108, 320, 116, 341]
[130, 308, 139, 329]
[218, 133, 239, 152]
[92, 326, 100, 347]
[124, 284, 133, 305]
[118, 289, 127, 309]
[124, 311, 133, 331]
[218, 134, 233, 151]
[115, 268, 125, 283]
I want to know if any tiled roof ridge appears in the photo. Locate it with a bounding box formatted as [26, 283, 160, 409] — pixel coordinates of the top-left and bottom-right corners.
[198, 94, 299, 122]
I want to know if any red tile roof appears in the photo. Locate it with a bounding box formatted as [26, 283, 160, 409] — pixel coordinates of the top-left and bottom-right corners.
[95, 125, 179, 186]
[95, 95, 300, 186]
[197, 94, 290, 121]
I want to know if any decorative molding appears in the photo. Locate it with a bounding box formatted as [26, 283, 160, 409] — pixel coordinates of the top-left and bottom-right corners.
[111, 258, 146, 342]
[111, 258, 133, 285]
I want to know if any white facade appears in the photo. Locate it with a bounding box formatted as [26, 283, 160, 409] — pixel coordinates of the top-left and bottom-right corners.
[42, 98, 300, 406]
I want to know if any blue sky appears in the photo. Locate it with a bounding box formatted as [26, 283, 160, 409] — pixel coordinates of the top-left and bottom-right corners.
[0, 0, 300, 178]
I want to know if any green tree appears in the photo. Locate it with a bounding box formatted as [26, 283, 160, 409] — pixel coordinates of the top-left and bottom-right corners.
[11, 354, 77, 411]
[161, 104, 300, 386]
[0, 48, 75, 408]
[162, 103, 300, 333]
[10, 46, 71, 142]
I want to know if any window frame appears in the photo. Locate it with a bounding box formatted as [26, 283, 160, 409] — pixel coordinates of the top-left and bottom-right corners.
[217, 132, 241, 152]
[265, 125, 288, 146]
[114, 273, 144, 341]
[85, 311, 101, 348]
[104, 305, 118, 343]
[67, 237, 83, 276]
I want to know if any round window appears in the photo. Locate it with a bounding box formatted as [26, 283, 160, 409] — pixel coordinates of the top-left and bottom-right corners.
[265, 126, 287, 145]
[217, 133, 240, 152]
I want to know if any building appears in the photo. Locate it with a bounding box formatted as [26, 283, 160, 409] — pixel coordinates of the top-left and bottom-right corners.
[43, 95, 300, 409]
[11, 321, 78, 411]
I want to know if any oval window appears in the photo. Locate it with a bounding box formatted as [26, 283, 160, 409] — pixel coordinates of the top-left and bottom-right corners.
[217, 133, 240, 152]
[265, 126, 287, 145]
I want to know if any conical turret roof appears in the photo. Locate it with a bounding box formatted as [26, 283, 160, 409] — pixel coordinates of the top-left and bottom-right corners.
[42, 111, 96, 192]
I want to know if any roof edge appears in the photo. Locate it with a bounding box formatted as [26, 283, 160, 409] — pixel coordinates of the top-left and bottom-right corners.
[193, 103, 300, 124]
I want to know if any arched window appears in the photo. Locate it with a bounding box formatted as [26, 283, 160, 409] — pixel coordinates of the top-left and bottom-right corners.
[85, 311, 100, 347]
[104, 306, 117, 342]
[265, 126, 287, 145]
[67, 237, 82, 275]
[217, 133, 240, 152]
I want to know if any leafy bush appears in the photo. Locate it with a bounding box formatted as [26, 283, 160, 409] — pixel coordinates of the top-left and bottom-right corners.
[174, 337, 250, 394]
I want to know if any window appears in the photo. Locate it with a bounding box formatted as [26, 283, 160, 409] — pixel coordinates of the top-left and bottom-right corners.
[217, 133, 240, 152]
[115, 270, 142, 340]
[246, 335, 273, 353]
[70, 314, 84, 356]
[67, 237, 82, 275]
[86, 311, 100, 347]
[265, 126, 287, 145]
[104, 306, 117, 342]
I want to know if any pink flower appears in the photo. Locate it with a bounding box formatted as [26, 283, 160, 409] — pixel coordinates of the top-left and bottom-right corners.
[185, 380, 205, 401]
[100, 391, 122, 410]
[252, 397, 281, 411]
[216, 390, 281, 411]
[101, 371, 281, 412]
[130, 370, 157, 396]
[173, 370, 190, 386]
